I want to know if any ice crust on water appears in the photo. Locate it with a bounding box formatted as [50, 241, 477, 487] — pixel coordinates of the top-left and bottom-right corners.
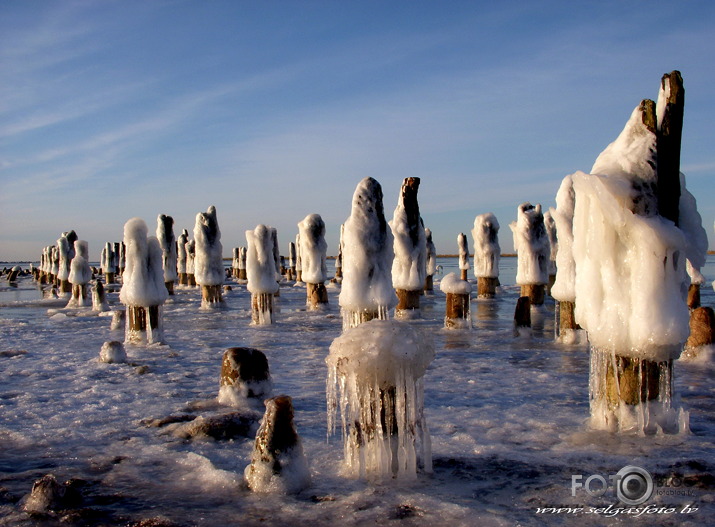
[339, 178, 396, 313]
[549, 175, 577, 302]
[457, 233, 470, 271]
[298, 213, 328, 284]
[246, 225, 280, 295]
[119, 218, 169, 307]
[439, 272, 472, 295]
[471, 213, 500, 278]
[327, 320, 434, 480]
[510, 203, 549, 286]
[390, 178, 426, 291]
[193, 206, 223, 286]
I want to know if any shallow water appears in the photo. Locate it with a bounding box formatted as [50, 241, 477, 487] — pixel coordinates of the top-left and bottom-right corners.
[0, 257, 713, 526]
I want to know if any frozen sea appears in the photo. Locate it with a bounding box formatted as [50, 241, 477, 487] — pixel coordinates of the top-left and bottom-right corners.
[1, 256, 714, 526]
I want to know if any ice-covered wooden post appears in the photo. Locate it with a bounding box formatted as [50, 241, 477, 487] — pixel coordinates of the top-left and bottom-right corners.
[441, 273, 471, 329]
[549, 176, 581, 341]
[186, 239, 196, 287]
[177, 230, 188, 286]
[117, 241, 126, 276]
[390, 177, 426, 319]
[244, 395, 310, 493]
[246, 225, 280, 325]
[238, 246, 247, 281]
[157, 214, 177, 295]
[424, 228, 436, 293]
[119, 218, 168, 345]
[339, 177, 397, 330]
[543, 211, 557, 295]
[67, 240, 92, 308]
[92, 280, 109, 312]
[334, 224, 344, 281]
[457, 233, 470, 281]
[513, 296, 531, 336]
[575, 73, 705, 433]
[287, 242, 297, 281]
[298, 214, 329, 309]
[101, 242, 116, 284]
[56, 235, 73, 296]
[294, 234, 303, 283]
[510, 203, 549, 306]
[271, 228, 281, 296]
[194, 206, 223, 307]
[50, 246, 59, 287]
[327, 320, 434, 479]
[472, 213, 500, 298]
[232, 248, 240, 279]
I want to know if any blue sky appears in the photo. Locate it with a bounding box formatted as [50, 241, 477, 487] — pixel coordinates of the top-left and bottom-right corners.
[1, 0, 714, 261]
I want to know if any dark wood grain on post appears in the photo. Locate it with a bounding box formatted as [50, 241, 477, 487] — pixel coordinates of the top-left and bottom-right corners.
[656, 71, 684, 225]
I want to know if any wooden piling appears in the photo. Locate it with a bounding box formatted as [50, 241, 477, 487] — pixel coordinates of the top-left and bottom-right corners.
[306, 282, 328, 308]
[687, 284, 700, 309]
[514, 296, 531, 329]
[685, 306, 715, 350]
[445, 292, 470, 328]
[520, 284, 545, 306]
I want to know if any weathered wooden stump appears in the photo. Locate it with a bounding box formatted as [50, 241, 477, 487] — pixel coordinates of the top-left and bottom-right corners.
[477, 276, 498, 298]
[201, 284, 222, 305]
[687, 283, 700, 309]
[685, 306, 715, 350]
[126, 305, 161, 344]
[219, 347, 272, 400]
[514, 296, 531, 330]
[251, 293, 275, 325]
[445, 292, 470, 329]
[520, 284, 545, 306]
[558, 300, 579, 333]
[424, 274, 434, 292]
[605, 356, 667, 407]
[396, 288, 421, 317]
[306, 282, 328, 308]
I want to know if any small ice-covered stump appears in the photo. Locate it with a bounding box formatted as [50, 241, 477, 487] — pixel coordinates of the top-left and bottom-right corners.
[457, 233, 470, 281]
[390, 177, 426, 319]
[244, 395, 310, 493]
[218, 347, 273, 406]
[544, 210, 558, 295]
[7, 265, 21, 282]
[50, 245, 59, 287]
[287, 242, 297, 281]
[56, 234, 73, 296]
[549, 176, 582, 342]
[99, 341, 127, 364]
[23, 474, 81, 514]
[471, 213, 500, 298]
[334, 224, 344, 281]
[247, 225, 280, 325]
[101, 242, 117, 284]
[119, 218, 168, 345]
[440, 273, 471, 329]
[298, 213, 329, 309]
[194, 206, 224, 307]
[327, 320, 434, 479]
[339, 177, 397, 330]
[424, 228, 436, 293]
[67, 240, 92, 308]
[157, 214, 178, 295]
[238, 246, 247, 281]
[510, 203, 549, 305]
[177, 230, 189, 286]
[575, 72, 704, 434]
[92, 280, 110, 312]
[186, 239, 197, 287]
[232, 247, 240, 279]
[294, 233, 303, 283]
[513, 296, 531, 337]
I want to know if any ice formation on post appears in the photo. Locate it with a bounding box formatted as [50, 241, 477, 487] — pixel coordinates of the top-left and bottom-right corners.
[244, 395, 310, 493]
[56, 235, 72, 296]
[119, 217, 168, 345]
[424, 228, 437, 292]
[246, 225, 280, 325]
[287, 242, 297, 281]
[574, 72, 703, 434]
[457, 233, 470, 281]
[101, 242, 116, 284]
[67, 240, 92, 308]
[471, 213, 500, 298]
[390, 177, 426, 319]
[326, 319, 434, 480]
[92, 280, 109, 312]
[548, 175, 583, 343]
[194, 206, 224, 307]
[186, 239, 196, 286]
[238, 246, 247, 281]
[510, 203, 549, 305]
[334, 223, 344, 282]
[157, 214, 177, 295]
[231, 248, 240, 280]
[441, 273, 472, 329]
[177, 230, 188, 286]
[298, 213, 328, 309]
[339, 177, 396, 330]
[543, 210, 557, 291]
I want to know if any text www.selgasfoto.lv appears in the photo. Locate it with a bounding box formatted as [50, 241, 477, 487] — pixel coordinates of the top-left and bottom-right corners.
[535, 503, 699, 517]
